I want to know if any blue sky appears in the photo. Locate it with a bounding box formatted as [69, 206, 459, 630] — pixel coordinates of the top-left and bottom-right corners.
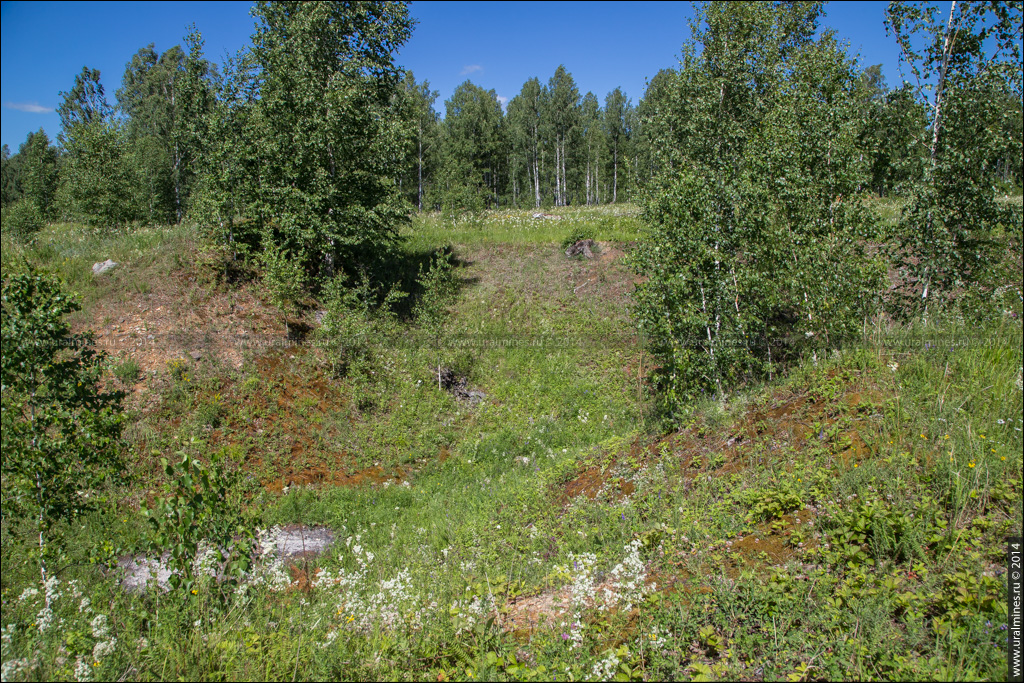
[1, 1, 904, 150]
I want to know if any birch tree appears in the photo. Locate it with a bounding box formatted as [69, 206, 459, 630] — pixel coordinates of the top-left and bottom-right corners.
[885, 0, 1023, 311]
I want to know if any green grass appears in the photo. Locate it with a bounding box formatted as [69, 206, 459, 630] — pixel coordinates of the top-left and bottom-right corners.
[1, 204, 1021, 681]
[1, 220, 199, 314]
[403, 204, 644, 250]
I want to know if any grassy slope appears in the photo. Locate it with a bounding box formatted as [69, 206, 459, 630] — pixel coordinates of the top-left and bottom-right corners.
[1, 204, 1021, 682]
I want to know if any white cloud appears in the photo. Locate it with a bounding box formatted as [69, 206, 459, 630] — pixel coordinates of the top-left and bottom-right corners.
[460, 64, 483, 75]
[496, 95, 508, 107]
[4, 102, 52, 114]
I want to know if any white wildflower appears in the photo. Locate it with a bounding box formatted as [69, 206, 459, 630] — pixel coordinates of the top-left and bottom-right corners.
[92, 637, 117, 660]
[73, 657, 92, 682]
[590, 649, 622, 680]
[90, 614, 109, 639]
[193, 541, 221, 578]
[42, 576, 62, 605]
[35, 606, 54, 633]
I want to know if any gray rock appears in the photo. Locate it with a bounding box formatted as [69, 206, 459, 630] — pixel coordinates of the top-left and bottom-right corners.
[118, 525, 334, 593]
[273, 526, 334, 557]
[92, 259, 118, 276]
[190, 351, 202, 361]
[565, 239, 596, 259]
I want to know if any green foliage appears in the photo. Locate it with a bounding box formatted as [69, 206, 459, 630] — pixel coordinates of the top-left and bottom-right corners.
[316, 270, 407, 384]
[261, 241, 307, 322]
[115, 32, 216, 225]
[742, 483, 803, 522]
[397, 70, 441, 211]
[54, 66, 141, 228]
[1, 130, 60, 217]
[631, 2, 883, 417]
[142, 451, 253, 601]
[416, 249, 459, 387]
[885, 1, 1024, 315]
[857, 79, 928, 197]
[112, 357, 141, 384]
[435, 81, 504, 213]
[2, 198, 45, 238]
[242, 1, 413, 280]
[0, 268, 125, 564]
[56, 119, 139, 228]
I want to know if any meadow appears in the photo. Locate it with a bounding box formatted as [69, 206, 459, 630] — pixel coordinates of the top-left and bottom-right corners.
[0, 202, 1021, 682]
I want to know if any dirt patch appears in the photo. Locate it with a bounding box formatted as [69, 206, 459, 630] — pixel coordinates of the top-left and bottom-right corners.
[501, 586, 574, 631]
[557, 468, 635, 507]
[560, 467, 608, 502]
[264, 464, 409, 493]
[80, 272, 286, 378]
[501, 570, 658, 633]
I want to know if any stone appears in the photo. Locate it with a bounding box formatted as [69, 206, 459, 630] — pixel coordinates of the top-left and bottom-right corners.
[92, 259, 118, 276]
[117, 525, 334, 593]
[565, 239, 596, 259]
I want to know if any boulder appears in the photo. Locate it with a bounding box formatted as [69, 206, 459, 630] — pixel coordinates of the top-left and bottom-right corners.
[92, 259, 118, 276]
[565, 239, 596, 259]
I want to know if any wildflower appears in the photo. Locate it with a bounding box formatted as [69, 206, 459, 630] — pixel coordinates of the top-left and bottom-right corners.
[90, 614, 109, 639]
[92, 638, 117, 660]
[73, 657, 92, 682]
[35, 606, 55, 633]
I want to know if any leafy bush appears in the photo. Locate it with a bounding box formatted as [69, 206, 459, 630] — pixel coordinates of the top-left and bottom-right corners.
[261, 240, 307, 330]
[1, 268, 125, 579]
[631, 4, 883, 418]
[2, 198, 45, 238]
[317, 270, 407, 379]
[415, 249, 461, 390]
[142, 451, 253, 602]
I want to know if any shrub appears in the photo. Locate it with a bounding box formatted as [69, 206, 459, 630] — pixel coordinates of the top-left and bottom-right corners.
[1, 268, 125, 583]
[2, 198, 45, 238]
[113, 357, 141, 384]
[631, 4, 883, 419]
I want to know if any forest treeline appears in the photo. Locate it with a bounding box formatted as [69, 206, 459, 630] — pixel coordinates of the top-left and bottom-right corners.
[4, 2, 1021, 233]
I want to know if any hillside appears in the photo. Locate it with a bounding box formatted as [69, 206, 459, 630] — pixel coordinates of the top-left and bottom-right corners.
[1, 204, 1020, 681]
